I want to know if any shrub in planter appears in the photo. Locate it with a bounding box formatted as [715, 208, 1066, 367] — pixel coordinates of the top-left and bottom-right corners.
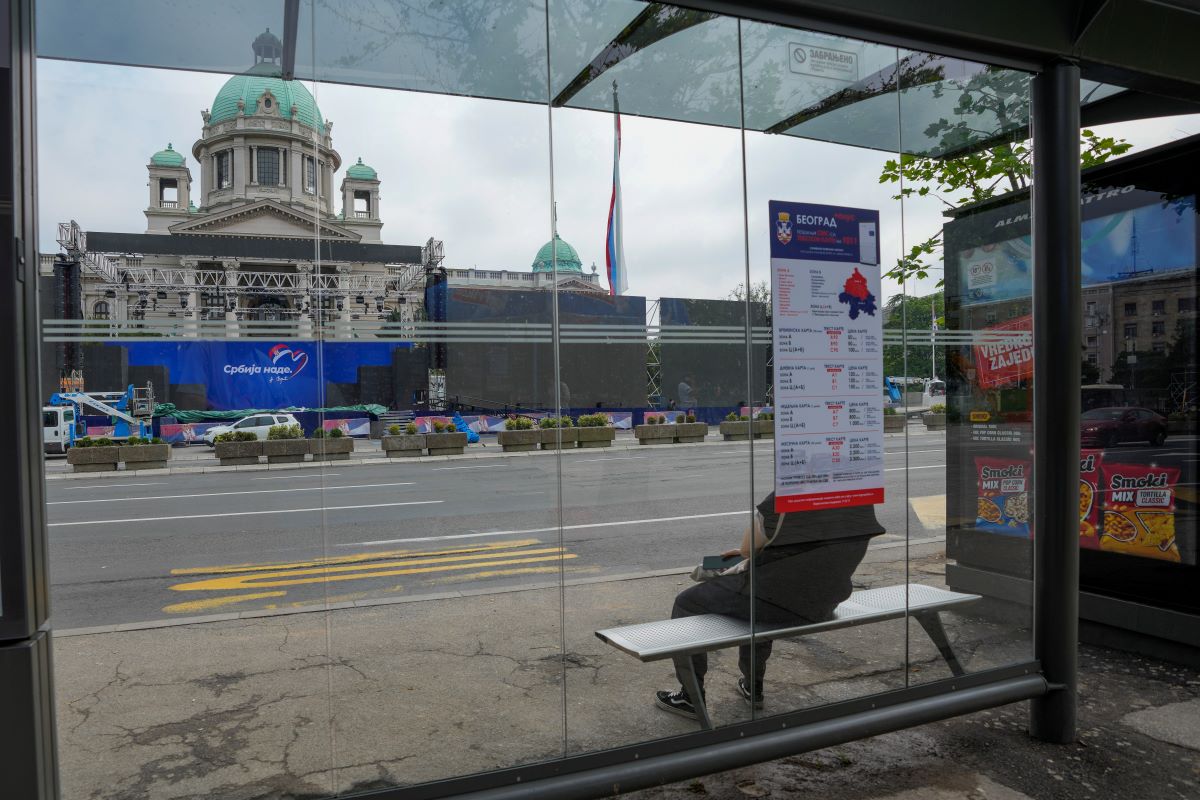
[719, 418, 751, 441]
[675, 418, 709, 443]
[426, 429, 468, 455]
[538, 417, 578, 449]
[119, 435, 171, 470]
[575, 414, 616, 448]
[636, 414, 677, 444]
[499, 416, 539, 451]
[263, 424, 307, 463]
[214, 431, 262, 465]
[922, 403, 947, 431]
[752, 414, 774, 439]
[883, 406, 906, 432]
[382, 430, 425, 458]
[67, 437, 120, 472]
[310, 428, 354, 460]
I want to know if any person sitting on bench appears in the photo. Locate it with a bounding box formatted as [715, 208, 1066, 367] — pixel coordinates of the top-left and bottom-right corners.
[655, 493, 885, 719]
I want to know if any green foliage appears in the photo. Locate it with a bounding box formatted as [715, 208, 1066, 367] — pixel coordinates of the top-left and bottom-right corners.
[93, 437, 115, 448]
[726, 412, 738, 421]
[507, 417, 534, 431]
[577, 414, 607, 428]
[881, 291, 946, 380]
[929, 403, 948, 414]
[883, 406, 897, 416]
[213, 431, 235, 444]
[235, 431, 258, 442]
[405, 422, 418, 435]
[728, 280, 770, 305]
[124, 436, 147, 446]
[739, 415, 749, 421]
[538, 416, 555, 429]
[878, 64, 1133, 291]
[268, 423, 302, 440]
[311, 428, 327, 439]
[685, 414, 697, 423]
[646, 416, 658, 425]
[560, 416, 574, 427]
[330, 427, 345, 438]
[431, 420, 447, 434]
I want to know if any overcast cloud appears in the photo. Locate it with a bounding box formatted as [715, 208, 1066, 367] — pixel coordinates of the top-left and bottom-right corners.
[36, 58, 1200, 307]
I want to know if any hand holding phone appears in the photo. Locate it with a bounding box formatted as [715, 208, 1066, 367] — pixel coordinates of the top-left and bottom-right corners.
[701, 554, 743, 571]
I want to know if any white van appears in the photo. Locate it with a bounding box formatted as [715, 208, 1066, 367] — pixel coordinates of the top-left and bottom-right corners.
[43, 405, 80, 454]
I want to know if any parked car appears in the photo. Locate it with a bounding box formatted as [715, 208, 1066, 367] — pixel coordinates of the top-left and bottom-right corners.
[201, 413, 301, 445]
[1080, 406, 1167, 448]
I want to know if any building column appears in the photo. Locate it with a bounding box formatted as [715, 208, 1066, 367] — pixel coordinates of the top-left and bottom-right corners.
[249, 145, 257, 186]
[1029, 60, 1081, 745]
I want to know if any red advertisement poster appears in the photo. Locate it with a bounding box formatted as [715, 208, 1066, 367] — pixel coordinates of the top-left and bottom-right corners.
[1099, 462, 1181, 563]
[1079, 450, 1103, 550]
[973, 314, 1033, 389]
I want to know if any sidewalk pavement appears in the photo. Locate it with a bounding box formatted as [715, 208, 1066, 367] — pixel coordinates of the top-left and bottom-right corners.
[51, 532, 1200, 800]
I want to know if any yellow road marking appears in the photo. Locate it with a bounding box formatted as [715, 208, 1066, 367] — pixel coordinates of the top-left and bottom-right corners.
[909, 494, 947, 530]
[163, 591, 286, 614]
[170, 552, 577, 591]
[423, 566, 562, 584]
[170, 539, 542, 576]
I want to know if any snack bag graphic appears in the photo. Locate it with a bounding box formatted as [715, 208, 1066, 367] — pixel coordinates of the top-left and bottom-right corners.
[974, 456, 1032, 538]
[1078, 450, 1103, 550]
[1099, 462, 1181, 563]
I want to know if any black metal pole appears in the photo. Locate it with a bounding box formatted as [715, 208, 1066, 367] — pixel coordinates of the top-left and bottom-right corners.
[1029, 60, 1081, 744]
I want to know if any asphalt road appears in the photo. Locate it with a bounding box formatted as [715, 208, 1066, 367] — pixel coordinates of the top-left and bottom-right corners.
[46, 432, 1198, 630]
[46, 437, 956, 629]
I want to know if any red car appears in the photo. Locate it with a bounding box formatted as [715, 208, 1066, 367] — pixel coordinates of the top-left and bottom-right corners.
[1080, 406, 1168, 448]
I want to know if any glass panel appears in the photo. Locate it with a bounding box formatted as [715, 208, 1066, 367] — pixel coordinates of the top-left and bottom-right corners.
[550, 0, 755, 747]
[920, 61, 1036, 681]
[315, 4, 562, 793]
[742, 21, 908, 717]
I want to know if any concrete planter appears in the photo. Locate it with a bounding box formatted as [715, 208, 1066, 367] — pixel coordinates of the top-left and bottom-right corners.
[921, 413, 947, 431]
[635, 424, 677, 445]
[119, 443, 171, 470]
[426, 431, 468, 456]
[1167, 418, 1196, 435]
[214, 440, 262, 466]
[752, 419, 774, 439]
[382, 434, 424, 458]
[538, 427, 579, 449]
[309, 437, 355, 461]
[263, 438, 308, 464]
[884, 414, 906, 433]
[576, 427, 615, 448]
[498, 429, 539, 452]
[719, 420, 751, 441]
[67, 446, 120, 472]
[674, 422, 709, 443]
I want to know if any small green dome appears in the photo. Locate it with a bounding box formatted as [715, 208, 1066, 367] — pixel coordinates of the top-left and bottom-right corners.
[209, 61, 324, 133]
[151, 143, 185, 167]
[346, 157, 378, 180]
[532, 234, 583, 273]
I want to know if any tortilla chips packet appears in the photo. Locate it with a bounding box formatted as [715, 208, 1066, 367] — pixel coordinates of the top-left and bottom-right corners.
[1078, 450, 1103, 550]
[1099, 462, 1181, 563]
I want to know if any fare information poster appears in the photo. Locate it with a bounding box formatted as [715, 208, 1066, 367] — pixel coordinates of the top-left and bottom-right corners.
[770, 200, 885, 512]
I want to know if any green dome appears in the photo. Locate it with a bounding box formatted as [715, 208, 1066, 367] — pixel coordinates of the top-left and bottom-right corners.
[209, 62, 324, 133]
[346, 157, 378, 180]
[532, 234, 583, 273]
[151, 143, 185, 167]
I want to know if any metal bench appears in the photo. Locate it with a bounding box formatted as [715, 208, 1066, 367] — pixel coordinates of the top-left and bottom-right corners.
[595, 583, 980, 729]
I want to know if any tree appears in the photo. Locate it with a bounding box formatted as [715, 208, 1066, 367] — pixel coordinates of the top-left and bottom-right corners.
[878, 67, 1133, 287]
[1081, 358, 1100, 386]
[881, 291, 944, 380]
[728, 281, 770, 305]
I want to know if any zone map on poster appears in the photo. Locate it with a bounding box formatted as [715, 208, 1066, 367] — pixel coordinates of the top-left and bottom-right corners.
[770, 200, 885, 512]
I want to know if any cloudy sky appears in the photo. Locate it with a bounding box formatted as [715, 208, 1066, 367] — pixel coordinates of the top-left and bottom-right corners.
[35, 57, 1200, 307]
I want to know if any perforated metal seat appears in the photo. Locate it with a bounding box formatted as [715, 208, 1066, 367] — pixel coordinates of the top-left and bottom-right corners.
[595, 583, 980, 730]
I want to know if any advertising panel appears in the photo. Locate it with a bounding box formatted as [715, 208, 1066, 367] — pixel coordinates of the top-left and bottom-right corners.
[770, 200, 884, 512]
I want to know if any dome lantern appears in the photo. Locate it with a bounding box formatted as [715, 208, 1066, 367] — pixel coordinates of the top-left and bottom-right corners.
[252, 28, 283, 66]
[150, 143, 186, 168]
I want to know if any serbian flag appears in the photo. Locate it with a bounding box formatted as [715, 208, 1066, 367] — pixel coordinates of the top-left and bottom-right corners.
[606, 85, 628, 296]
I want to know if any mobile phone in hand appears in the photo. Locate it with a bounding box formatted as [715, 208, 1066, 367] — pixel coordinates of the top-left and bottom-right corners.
[701, 554, 742, 571]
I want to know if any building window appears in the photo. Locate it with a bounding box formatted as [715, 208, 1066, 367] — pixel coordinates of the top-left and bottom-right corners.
[1152, 320, 1166, 336]
[257, 148, 280, 186]
[354, 190, 371, 218]
[1180, 297, 1196, 313]
[1086, 335, 1098, 347]
[1123, 323, 1137, 340]
[216, 150, 232, 189]
[304, 156, 316, 194]
[985, 311, 997, 324]
[1151, 299, 1165, 315]
[1124, 302, 1137, 316]
[1086, 353, 1098, 365]
[1152, 342, 1167, 354]
[1085, 300, 1096, 315]
[92, 300, 110, 320]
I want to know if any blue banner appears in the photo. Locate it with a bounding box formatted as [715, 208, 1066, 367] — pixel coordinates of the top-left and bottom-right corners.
[116, 340, 409, 410]
[769, 200, 880, 265]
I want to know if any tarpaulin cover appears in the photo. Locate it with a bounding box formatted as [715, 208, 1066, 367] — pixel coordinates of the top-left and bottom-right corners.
[158, 404, 387, 422]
